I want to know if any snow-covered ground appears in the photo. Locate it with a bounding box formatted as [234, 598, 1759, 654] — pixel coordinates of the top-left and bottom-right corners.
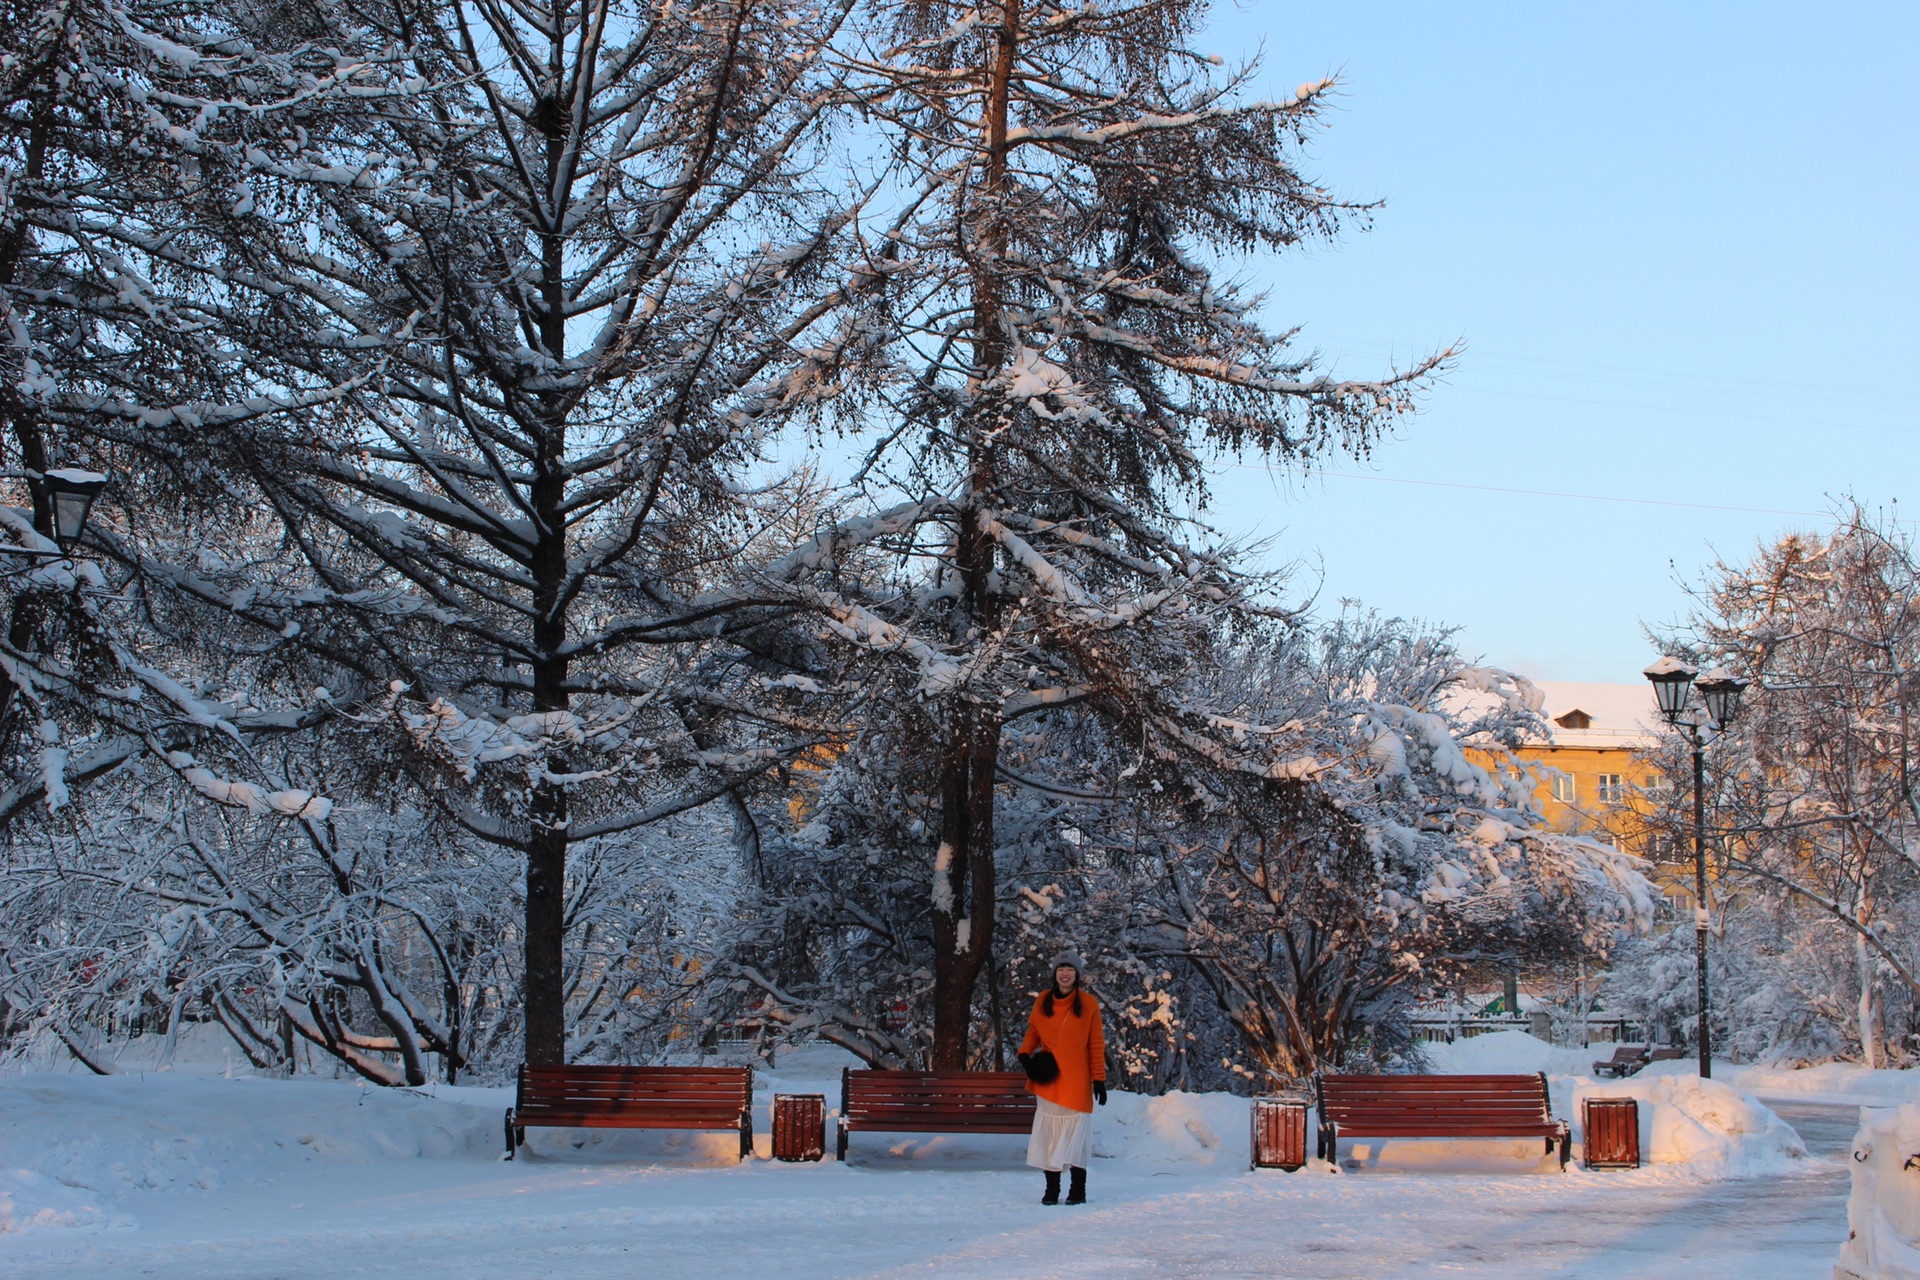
[2, 1035, 1911, 1279]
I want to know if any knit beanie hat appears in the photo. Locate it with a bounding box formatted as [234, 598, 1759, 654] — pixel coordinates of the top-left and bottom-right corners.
[1050, 951, 1086, 975]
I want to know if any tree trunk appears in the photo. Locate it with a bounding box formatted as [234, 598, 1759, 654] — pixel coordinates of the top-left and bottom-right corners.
[1856, 931, 1880, 1069]
[925, 0, 1023, 1074]
[521, 446, 572, 1065]
[522, 515, 570, 1064]
[520, 88, 575, 1067]
[523, 817, 568, 1064]
[930, 699, 999, 1069]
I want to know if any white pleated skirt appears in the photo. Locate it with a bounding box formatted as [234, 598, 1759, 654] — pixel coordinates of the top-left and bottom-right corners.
[1026, 1097, 1093, 1171]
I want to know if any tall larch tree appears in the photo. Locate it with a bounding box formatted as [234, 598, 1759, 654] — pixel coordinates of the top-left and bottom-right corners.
[769, 0, 1451, 1067]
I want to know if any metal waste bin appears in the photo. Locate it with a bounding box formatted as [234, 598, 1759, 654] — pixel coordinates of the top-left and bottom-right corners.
[772, 1092, 826, 1162]
[1250, 1098, 1309, 1171]
[1583, 1097, 1640, 1169]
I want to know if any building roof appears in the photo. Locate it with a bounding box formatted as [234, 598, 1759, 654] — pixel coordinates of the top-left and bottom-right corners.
[1524, 681, 1664, 749]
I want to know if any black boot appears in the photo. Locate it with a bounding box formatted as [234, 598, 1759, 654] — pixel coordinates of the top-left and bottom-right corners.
[1065, 1166, 1086, 1205]
[1041, 1170, 1061, 1205]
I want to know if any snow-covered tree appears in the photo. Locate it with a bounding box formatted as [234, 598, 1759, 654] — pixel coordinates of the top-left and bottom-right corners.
[1114, 612, 1654, 1080]
[0, 0, 875, 1068]
[759, 0, 1449, 1068]
[1640, 506, 1920, 1065]
[724, 607, 1654, 1084]
[1602, 896, 1861, 1065]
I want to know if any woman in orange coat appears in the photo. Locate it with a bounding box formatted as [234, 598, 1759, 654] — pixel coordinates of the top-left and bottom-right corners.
[1017, 952, 1107, 1205]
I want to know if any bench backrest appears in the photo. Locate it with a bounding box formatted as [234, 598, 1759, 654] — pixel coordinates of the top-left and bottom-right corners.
[842, 1069, 1035, 1125]
[1317, 1073, 1554, 1128]
[1646, 1047, 1688, 1062]
[517, 1064, 752, 1120]
[1602, 1046, 1649, 1063]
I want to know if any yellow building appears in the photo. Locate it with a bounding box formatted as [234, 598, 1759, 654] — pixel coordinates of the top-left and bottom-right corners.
[1503, 681, 1691, 896]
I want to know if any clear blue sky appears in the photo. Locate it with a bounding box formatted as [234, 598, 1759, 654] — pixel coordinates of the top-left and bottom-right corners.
[1195, 1, 1918, 681]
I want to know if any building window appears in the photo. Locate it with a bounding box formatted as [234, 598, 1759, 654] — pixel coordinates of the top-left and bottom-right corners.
[1596, 773, 1626, 802]
[1550, 774, 1577, 804]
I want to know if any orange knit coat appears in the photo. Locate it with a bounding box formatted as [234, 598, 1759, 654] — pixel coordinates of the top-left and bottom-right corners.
[1018, 987, 1106, 1113]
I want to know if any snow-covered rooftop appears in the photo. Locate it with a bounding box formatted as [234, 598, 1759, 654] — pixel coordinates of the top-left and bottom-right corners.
[1524, 681, 1664, 750]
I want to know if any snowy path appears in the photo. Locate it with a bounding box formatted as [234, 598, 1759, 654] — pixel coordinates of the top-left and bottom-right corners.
[4, 1107, 1854, 1280]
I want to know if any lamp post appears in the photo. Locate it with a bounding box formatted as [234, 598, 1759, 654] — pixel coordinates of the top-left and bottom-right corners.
[1643, 657, 1747, 1078]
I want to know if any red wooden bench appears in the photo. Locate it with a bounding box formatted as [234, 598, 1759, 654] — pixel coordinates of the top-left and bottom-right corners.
[1315, 1073, 1570, 1169]
[1591, 1045, 1651, 1077]
[1646, 1047, 1688, 1065]
[505, 1064, 754, 1160]
[837, 1068, 1035, 1160]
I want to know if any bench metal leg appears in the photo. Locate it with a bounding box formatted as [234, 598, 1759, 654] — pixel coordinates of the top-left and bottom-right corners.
[836, 1120, 848, 1162]
[504, 1109, 516, 1160]
[740, 1108, 754, 1161]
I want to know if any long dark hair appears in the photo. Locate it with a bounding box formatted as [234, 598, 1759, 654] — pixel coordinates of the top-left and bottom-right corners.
[1040, 986, 1083, 1017]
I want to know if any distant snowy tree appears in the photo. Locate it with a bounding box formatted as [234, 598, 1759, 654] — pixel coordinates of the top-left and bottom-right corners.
[1639, 506, 1920, 1066]
[1603, 897, 1857, 1065]
[760, 0, 1450, 1068]
[1120, 612, 1654, 1080]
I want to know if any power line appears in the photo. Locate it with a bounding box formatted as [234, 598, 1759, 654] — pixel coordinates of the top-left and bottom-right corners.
[1445, 383, 1917, 437]
[1312, 337, 1915, 417]
[1238, 464, 1837, 519]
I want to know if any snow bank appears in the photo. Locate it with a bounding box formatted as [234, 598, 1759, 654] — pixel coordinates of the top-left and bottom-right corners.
[2, 1031, 1829, 1244]
[1837, 1104, 1920, 1280]
[0, 1169, 132, 1235]
[1093, 1089, 1248, 1166]
[1560, 1074, 1805, 1177]
[1424, 1030, 1805, 1176]
[0, 1072, 500, 1234]
[1716, 1061, 1920, 1109]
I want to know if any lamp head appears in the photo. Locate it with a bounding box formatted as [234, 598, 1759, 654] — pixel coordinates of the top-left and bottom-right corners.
[1693, 668, 1748, 731]
[39, 469, 109, 550]
[1643, 655, 1698, 726]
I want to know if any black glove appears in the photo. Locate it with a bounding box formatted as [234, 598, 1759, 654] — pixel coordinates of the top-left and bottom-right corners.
[1017, 1053, 1034, 1074]
[1093, 1082, 1108, 1106]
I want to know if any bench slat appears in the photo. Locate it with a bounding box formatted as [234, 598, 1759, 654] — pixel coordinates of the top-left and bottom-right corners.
[845, 1106, 1033, 1115]
[517, 1113, 744, 1128]
[521, 1104, 746, 1114]
[1324, 1106, 1547, 1115]
[1336, 1120, 1559, 1128]
[521, 1088, 750, 1100]
[844, 1119, 1034, 1133]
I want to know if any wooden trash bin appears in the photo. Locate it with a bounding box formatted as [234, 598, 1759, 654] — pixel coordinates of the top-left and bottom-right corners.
[1582, 1097, 1640, 1169]
[1250, 1098, 1309, 1171]
[772, 1093, 826, 1162]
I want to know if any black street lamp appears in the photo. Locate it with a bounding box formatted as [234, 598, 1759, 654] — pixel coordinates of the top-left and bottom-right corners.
[40, 469, 109, 551]
[8, 469, 108, 563]
[1643, 657, 1747, 1078]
